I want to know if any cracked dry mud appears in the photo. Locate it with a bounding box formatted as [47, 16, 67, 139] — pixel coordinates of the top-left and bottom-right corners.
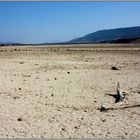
[0, 45, 140, 138]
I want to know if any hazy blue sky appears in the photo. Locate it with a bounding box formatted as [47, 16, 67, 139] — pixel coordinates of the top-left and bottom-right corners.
[0, 2, 140, 43]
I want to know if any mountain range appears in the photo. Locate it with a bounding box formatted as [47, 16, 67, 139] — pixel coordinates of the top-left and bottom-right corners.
[68, 26, 140, 44]
[0, 26, 140, 46]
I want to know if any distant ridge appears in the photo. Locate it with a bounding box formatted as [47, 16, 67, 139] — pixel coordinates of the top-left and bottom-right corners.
[1, 26, 140, 46]
[68, 26, 140, 44]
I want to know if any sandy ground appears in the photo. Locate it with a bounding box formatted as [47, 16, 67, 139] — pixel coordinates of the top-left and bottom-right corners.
[0, 45, 140, 138]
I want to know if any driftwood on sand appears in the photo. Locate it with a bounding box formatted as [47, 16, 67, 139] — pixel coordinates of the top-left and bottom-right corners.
[98, 104, 140, 112]
[107, 82, 126, 103]
[99, 83, 140, 112]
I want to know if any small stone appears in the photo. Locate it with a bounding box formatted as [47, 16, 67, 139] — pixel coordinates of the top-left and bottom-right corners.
[61, 128, 65, 131]
[67, 72, 70, 74]
[13, 96, 19, 99]
[125, 132, 128, 135]
[111, 66, 118, 70]
[99, 105, 107, 112]
[19, 61, 24, 64]
[36, 77, 40, 79]
[107, 132, 110, 134]
[101, 118, 106, 122]
[74, 126, 78, 129]
[17, 118, 22, 121]
[18, 88, 21, 90]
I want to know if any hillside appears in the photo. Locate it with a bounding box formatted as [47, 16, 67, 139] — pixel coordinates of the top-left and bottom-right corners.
[69, 26, 140, 44]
